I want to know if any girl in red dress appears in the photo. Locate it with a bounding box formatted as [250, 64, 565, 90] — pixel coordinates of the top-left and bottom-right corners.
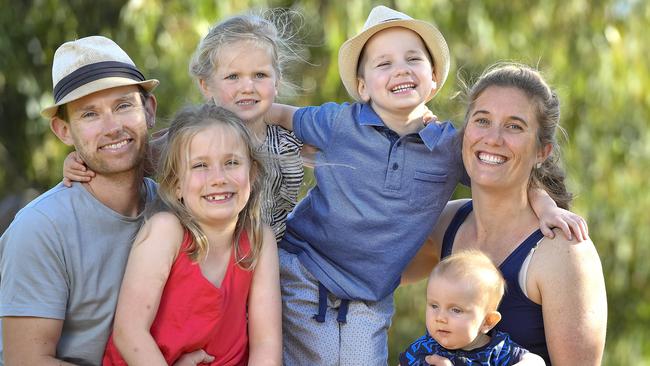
[103, 104, 281, 365]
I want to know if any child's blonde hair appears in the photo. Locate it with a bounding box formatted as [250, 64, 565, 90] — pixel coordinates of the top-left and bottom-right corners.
[430, 250, 506, 311]
[155, 103, 266, 269]
[189, 10, 302, 96]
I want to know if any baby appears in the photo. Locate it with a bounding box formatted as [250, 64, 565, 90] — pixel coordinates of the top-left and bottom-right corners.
[399, 250, 545, 366]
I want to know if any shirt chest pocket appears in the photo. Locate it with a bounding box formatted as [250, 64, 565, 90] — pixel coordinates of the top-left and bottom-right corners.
[409, 171, 448, 210]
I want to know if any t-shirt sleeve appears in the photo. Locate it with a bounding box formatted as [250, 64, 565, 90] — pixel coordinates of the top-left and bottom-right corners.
[292, 102, 346, 149]
[0, 208, 69, 319]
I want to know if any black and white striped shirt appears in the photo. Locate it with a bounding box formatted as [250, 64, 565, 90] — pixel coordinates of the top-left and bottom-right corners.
[258, 125, 304, 242]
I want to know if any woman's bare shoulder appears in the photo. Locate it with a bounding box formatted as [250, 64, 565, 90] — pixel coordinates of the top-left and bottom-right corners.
[530, 230, 604, 289]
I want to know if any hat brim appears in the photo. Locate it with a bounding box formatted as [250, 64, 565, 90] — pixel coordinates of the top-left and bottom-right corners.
[40, 77, 159, 118]
[338, 19, 450, 102]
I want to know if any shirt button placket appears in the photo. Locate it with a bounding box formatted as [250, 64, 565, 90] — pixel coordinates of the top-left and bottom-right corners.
[385, 139, 405, 190]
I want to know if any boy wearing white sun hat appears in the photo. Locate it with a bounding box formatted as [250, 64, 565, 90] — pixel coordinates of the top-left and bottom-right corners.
[268, 5, 465, 365]
[0, 36, 159, 365]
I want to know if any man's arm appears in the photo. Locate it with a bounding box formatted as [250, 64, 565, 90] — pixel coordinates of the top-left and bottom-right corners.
[2, 317, 76, 366]
[1, 209, 73, 365]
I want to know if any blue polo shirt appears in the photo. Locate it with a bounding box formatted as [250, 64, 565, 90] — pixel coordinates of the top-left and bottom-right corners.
[280, 102, 465, 301]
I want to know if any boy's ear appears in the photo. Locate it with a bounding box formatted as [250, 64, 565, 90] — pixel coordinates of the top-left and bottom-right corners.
[50, 117, 74, 146]
[357, 78, 371, 103]
[481, 311, 502, 334]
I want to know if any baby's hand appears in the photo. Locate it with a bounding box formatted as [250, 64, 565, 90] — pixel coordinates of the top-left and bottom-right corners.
[424, 354, 453, 366]
[62, 151, 94, 187]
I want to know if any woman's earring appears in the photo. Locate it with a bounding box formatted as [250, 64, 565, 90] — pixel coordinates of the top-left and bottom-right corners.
[536, 162, 542, 169]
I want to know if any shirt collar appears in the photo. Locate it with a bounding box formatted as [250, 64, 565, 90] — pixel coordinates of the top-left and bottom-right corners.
[356, 102, 448, 150]
[418, 122, 448, 151]
[356, 103, 385, 126]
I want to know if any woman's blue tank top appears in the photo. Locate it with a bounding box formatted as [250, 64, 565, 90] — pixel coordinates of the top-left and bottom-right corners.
[441, 201, 550, 364]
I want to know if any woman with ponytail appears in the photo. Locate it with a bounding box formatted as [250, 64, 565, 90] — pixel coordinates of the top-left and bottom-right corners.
[405, 63, 607, 366]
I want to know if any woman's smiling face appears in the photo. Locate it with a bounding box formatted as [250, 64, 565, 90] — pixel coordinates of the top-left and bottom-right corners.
[462, 86, 548, 191]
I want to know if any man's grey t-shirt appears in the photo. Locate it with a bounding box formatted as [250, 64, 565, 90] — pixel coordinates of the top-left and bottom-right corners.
[0, 179, 157, 365]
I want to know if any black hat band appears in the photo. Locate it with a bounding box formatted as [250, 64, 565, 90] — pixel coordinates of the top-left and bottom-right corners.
[54, 61, 145, 103]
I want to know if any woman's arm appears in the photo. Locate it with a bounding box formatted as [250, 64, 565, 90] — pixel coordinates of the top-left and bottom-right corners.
[530, 233, 607, 366]
[247, 226, 282, 366]
[112, 212, 184, 366]
[401, 199, 469, 284]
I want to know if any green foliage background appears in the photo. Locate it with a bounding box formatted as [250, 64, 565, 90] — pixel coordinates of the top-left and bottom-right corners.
[1, 0, 648, 364]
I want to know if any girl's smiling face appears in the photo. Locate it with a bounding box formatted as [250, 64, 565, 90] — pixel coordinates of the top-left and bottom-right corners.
[199, 41, 278, 125]
[176, 124, 252, 229]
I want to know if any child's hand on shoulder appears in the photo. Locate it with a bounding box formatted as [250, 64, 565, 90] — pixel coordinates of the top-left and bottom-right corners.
[62, 151, 94, 187]
[538, 206, 589, 242]
[421, 107, 440, 127]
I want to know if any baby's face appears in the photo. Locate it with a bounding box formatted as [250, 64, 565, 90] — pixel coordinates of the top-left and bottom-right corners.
[425, 275, 490, 350]
[357, 27, 436, 118]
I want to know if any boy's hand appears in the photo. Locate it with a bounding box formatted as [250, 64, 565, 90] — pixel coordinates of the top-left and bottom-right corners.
[62, 151, 94, 187]
[421, 108, 439, 126]
[539, 206, 589, 242]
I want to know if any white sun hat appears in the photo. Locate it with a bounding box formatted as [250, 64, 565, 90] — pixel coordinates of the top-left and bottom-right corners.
[338, 5, 450, 102]
[41, 35, 159, 118]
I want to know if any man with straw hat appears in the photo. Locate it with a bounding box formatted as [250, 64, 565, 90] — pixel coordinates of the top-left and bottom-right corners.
[0, 35, 159, 365]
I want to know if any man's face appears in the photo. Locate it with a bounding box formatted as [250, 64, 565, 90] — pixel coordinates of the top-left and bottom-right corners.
[55, 85, 153, 176]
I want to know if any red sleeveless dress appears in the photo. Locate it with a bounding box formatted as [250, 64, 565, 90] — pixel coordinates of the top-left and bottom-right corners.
[103, 230, 253, 365]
